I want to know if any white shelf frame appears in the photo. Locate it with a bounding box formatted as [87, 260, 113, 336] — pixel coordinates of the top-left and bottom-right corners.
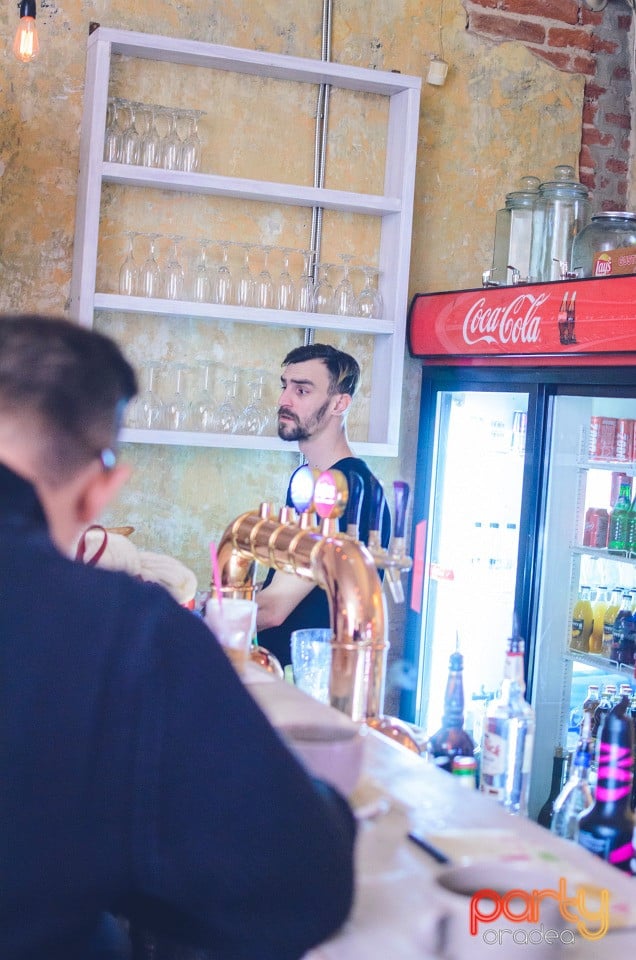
[70, 27, 421, 456]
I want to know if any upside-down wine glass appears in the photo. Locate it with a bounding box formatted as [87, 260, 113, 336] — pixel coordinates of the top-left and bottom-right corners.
[236, 243, 256, 307]
[191, 240, 214, 303]
[294, 249, 315, 313]
[181, 110, 203, 173]
[213, 241, 234, 305]
[104, 97, 124, 163]
[355, 266, 384, 320]
[314, 263, 335, 315]
[163, 363, 191, 430]
[119, 231, 138, 297]
[235, 372, 270, 435]
[211, 373, 239, 433]
[164, 236, 185, 300]
[127, 361, 164, 429]
[333, 254, 356, 317]
[277, 248, 296, 311]
[120, 100, 141, 166]
[138, 233, 161, 299]
[253, 245, 275, 309]
[190, 362, 217, 431]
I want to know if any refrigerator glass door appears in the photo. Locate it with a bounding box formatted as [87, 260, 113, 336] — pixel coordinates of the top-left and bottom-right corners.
[530, 393, 636, 818]
[415, 389, 529, 744]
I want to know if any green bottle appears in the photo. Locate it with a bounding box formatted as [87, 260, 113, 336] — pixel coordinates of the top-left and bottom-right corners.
[608, 481, 633, 553]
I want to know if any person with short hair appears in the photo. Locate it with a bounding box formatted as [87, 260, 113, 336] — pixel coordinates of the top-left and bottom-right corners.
[257, 343, 391, 667]
[0, 316, 356, 960]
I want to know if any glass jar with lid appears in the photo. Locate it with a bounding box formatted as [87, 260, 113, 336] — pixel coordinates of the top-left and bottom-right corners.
[528, 165, 591, 282]
[571, 211, 636, 278]
[489, 175, 540, 285]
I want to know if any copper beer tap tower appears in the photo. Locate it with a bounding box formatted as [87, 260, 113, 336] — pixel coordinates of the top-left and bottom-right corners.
[214, 467, 413, 726]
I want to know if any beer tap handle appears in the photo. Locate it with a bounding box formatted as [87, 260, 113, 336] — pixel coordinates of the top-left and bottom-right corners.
[367, 477, 386, 555]
[392, 481, 409, 541]
[386, 480, 413, 605]
[345, 471, 364, 540]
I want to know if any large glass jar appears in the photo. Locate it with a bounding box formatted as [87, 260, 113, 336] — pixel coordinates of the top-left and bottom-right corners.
[490, 175, 540, 285]
[528, 165, 591, 282]
[571, 211, 636, 277]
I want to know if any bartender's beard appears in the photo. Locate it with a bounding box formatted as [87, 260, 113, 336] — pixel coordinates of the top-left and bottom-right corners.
[277, 399, 331, 441]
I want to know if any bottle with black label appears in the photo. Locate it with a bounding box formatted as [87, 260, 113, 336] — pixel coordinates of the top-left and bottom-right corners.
[427, 647, 476, 773]
[537, 746, 569, 829]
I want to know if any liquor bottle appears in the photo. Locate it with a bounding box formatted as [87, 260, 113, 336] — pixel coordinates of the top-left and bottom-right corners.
[570, 585, 593, 653]
[589, 588, 608, 654]
[577, 696, 635, 873]
[581, 683, 600, 737]
[601, 587, 623, 658]
[480, 634, 536, 816]
[551, 732, 594, 841]
[608, 480, 633, 553]
[537, 746, 569, 828]
[427, 648, 476, 773]
[566, 291, 577, 344]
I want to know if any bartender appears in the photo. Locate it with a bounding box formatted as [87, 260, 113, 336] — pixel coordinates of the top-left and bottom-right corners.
[256, 343, 391, 667]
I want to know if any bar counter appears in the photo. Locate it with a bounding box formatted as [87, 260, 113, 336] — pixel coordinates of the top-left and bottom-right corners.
[244, 662, 636, 960]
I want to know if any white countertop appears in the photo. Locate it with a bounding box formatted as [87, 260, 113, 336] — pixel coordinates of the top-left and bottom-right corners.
[244, 662, 636, 959]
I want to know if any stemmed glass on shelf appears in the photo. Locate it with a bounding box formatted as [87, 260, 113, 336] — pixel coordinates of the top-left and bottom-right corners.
[163, 236, 186, 300]
[140, 105, 161, 168]
[213, 241, 234, 305]
[355, 266, 383, 319]
[211, 372, 239, 433]
[180, 110, 203, 173]
[253, 246, 275, 309]
[333, 254, 356, 317]
[119, 101, 141, 166]
[127, 361, 164, 429]
[163, 363, 191, 430]
[104, 98, 124, 163]
[235, 372, 270, 435]
[191, 240, 214, 303]
[235, 243, 256, 308]
[138, 233, 161, 299]
[294, 249, 315, 313]
[190, 362, 217, 432]
[277, 248, 296, 311]
[314, 263, 335, 315]
[119, 231, 138, 297]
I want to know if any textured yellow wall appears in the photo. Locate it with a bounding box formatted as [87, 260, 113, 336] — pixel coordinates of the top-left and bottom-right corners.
[0, 1, 583, 685]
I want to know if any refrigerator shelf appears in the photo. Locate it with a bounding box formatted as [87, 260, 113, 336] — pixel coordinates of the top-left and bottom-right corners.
[571, 544, 636, 565]
[564, 649, 635, 676]
[578, 459, 636, 474]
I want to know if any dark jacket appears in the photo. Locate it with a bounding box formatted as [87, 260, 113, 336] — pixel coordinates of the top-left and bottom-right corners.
[0, 463, 355, 960]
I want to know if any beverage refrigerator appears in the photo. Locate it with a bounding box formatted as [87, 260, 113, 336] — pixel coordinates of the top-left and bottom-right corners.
[404, 274, 636, 818]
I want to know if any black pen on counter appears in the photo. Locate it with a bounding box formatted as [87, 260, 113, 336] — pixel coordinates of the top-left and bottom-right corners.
[407, 831, 451, 864]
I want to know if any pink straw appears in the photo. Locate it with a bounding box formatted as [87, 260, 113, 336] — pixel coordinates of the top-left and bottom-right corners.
[209, 541, 223, 610]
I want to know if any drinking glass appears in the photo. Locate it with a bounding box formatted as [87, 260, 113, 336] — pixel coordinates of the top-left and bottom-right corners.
[294, 249, 315, 313]
[120, 100, 141, 166]
[355, 266, 384, 319]
[277, 248, 296, 311]
[235, 243, 256, 307]
[211, 373, 239, 433]
[162, 363, 191, 430]
[163, 236, 185, 300]
[127, 361, 164, 429]
[181, 110, 203, 173]
[235, 372, 270, 435]
[161, 109, 181, 171]
[189, 361, 217, 431]
[138, 233, 161, 299]
[191, 240, 214, 302]
[104, 97, 124, 163]
[314, 263, 335, 314]
[212, 241, 234, 305]
[118, 231, 138, 297]
[253, 245, 275, 309]
[140, 105, 161, 168]
[333, 254, 356, 317]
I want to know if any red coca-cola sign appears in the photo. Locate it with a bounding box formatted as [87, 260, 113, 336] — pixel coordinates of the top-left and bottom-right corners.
[408, 275, 636, 366]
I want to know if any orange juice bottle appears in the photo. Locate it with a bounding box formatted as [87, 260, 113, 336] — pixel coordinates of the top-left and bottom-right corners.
[571, 585, 593, 652]
[601, 587, 622, 658]
[590, 586, 609, 653]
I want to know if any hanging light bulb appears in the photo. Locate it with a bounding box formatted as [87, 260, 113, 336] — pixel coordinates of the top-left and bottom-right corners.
[13, 0, 40, 63]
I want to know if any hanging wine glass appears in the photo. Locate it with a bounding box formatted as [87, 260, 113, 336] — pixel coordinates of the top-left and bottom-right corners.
[314, 263, 335, 315]
[294, 249, 315, 313]
[333, 254, 356, 317]
[211, 372, 239, 433]
[212, 241, 234, 305]
[276, 247, 296, 311]
[191, 239, 214, 302]
[138, 233, 161, 299]
[189, 361, 217, 431]
[163, 363, 191, 430]
[104, 97, 124, 163]
[235, 371, 270, 435]
[355, 266, 384, 319]
[126, 361, 164, 429]
[118, 231, 138, 296]
[163, 235, 185, 300]
[253, 245, 275, 309]
[236, 243, 256, 307]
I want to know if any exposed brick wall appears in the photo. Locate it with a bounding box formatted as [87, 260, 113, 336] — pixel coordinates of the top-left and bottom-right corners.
[463, 0, 632, 211]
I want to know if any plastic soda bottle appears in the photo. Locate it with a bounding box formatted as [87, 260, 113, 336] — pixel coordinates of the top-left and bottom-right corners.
[570, 585, 593, 653]
[601, 587, 623, 658]
[608, 480, 633, 553]
[551, 726, 594, 841]
[590, 587, 608, 653]
[611, 592, 633, 662]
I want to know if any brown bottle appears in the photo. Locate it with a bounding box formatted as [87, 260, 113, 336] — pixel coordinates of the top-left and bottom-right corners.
[428, 649, 476, 773]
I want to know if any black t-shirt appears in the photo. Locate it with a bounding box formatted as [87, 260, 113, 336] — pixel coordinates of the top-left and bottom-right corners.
[257, 457, 391, 667]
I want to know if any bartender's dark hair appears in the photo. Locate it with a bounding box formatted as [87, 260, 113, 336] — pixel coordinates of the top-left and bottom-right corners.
[282, 343, 360, 397]
[0, 314, 137, 486]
